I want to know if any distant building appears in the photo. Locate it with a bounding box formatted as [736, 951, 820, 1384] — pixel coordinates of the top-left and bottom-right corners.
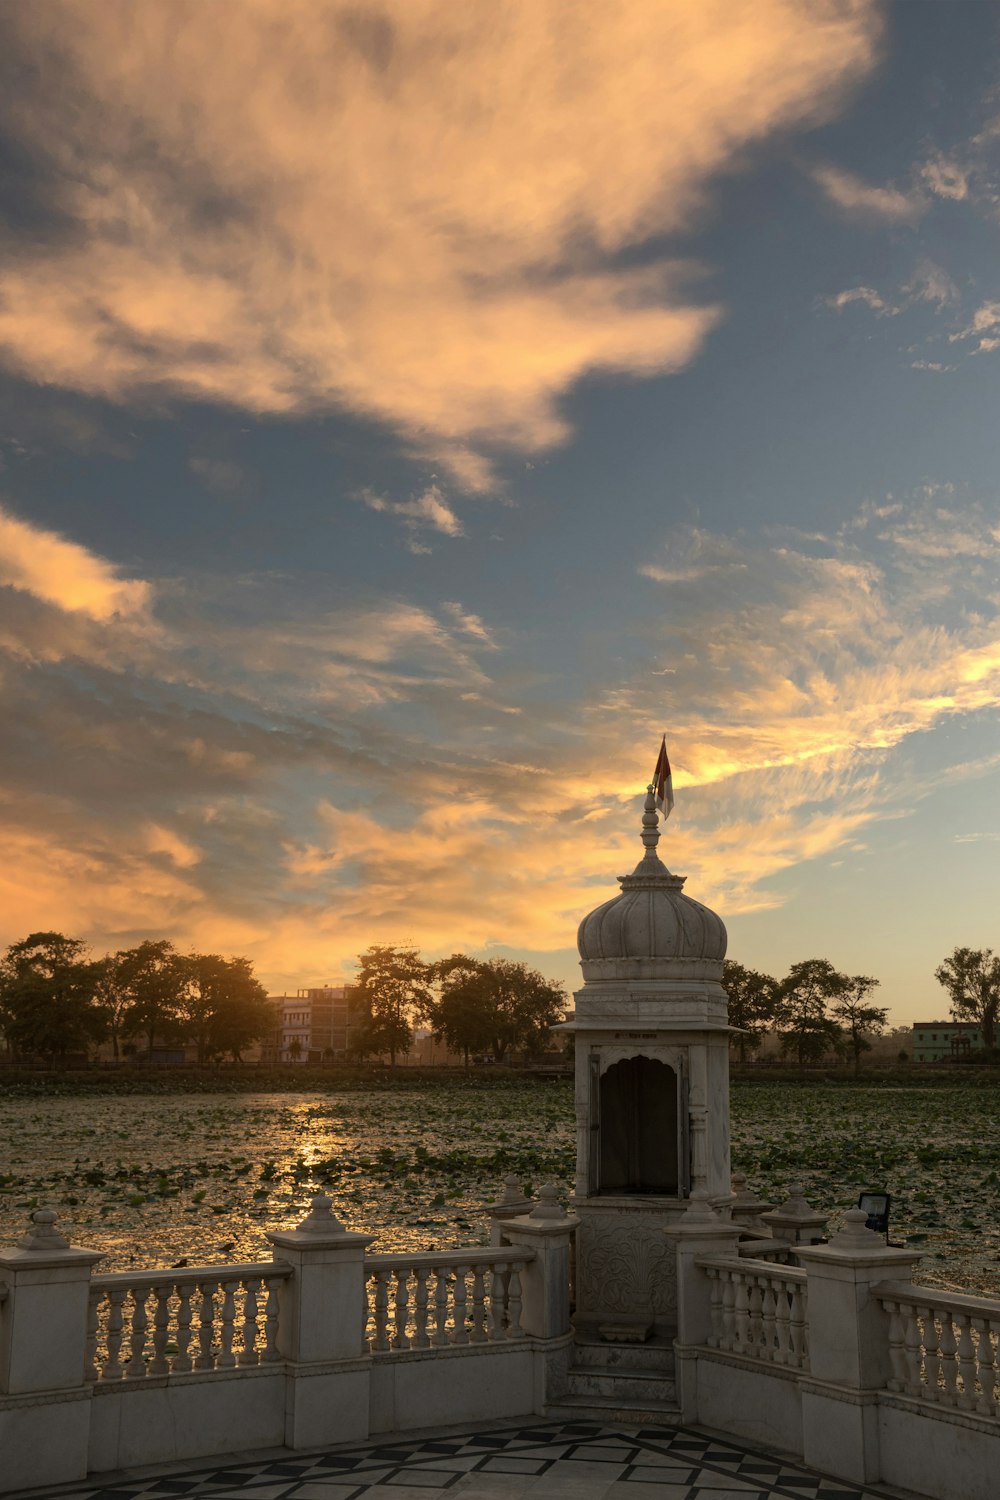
[911, 1020, 983, 1062]
[262, 986, 356, 1064]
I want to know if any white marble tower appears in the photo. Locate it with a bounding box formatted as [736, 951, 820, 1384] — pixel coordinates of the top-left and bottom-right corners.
[567, 783, 731, 1339]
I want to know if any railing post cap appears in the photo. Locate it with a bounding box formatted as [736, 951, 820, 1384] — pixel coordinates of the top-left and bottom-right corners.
[680, 1189, 719, 1226]
[18, 1204, 70, 1251]
[530, 1181, 569, 1221]
[0, 1202, 104, 1270]
[295, 1194, 346, 1234]
[487, 1173, 533, 1214]
[266, 1193, 375, 1252]
[830, 1206, 888, 1251]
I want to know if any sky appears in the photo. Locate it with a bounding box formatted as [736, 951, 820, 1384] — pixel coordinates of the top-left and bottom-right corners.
[1, 0, 1000, 1024]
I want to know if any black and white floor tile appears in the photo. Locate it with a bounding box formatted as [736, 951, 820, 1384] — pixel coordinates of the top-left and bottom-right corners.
[20, 1420, 918, 1500]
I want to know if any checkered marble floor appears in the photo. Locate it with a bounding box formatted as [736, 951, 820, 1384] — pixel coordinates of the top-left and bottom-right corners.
[21, 1419, 920, 1500]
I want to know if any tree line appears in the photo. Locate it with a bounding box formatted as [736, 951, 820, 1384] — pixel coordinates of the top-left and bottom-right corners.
[0, 933, 272, 1064]
[0, 934, 569, 1069]
[724, 945, 1000, 1068]
[4, 928, 996, 1071]
[350, 945, 567, 1066]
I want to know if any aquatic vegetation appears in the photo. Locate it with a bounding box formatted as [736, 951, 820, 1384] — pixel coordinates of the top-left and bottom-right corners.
[1, 1079, 997, 1295]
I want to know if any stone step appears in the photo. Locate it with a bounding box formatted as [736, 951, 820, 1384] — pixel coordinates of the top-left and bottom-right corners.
[566, 1365, 677, 1405]
[546, 1392, 682, 1425]
[571, 1335, 676, 1375]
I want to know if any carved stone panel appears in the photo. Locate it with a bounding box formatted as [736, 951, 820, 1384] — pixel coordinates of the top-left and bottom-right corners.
[575, 1205, 678, 1326]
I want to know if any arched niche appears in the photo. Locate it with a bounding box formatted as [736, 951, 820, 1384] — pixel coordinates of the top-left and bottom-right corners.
[594, 1054, 681, 1195]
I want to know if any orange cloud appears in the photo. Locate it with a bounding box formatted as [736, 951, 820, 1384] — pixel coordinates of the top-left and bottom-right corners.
[0, 504, 150, 621]
[4, 491, 1000, 1012]
[0, 0, 880, 485]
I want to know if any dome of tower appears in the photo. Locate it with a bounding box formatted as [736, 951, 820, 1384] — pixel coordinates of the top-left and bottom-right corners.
[577, 787, 727, 972]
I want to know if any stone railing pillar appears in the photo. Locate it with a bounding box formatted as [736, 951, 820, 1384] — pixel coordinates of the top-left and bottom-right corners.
[728, 1171, 774, 1233]
[501, 1182, 577, 1409]
[795, 1209, 922, 1486]
[761, 1182, 828, 1246]
[267, 1195, 375, 1448]
[485, 1174, 534, 1246]
[0, 1207, 104, 1494]
[665, 1190, 744, 1421]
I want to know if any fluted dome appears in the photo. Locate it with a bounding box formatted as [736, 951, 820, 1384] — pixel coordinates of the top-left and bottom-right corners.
[577, 788, 727, 969]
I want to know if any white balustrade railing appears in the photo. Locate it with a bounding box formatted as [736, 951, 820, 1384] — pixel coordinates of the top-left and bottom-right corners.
[86, 1263, 291, 1382]
[875, 1281, 1000, 1418]
[736, 1239, 798, 1265]
[700, 1255, 809, 1371]
[365, 1247, 535, 1352]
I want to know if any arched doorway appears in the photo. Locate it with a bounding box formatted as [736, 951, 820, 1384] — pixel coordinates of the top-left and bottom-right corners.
[596, 1055, 679, 1194]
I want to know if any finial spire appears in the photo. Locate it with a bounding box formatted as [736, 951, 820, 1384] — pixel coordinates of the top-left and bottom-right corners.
[640, 783, 661, 860]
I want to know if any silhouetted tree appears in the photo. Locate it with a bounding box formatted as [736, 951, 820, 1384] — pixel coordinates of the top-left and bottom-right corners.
[934, 947, 1000, 1051]
[473, 958, 566, 1064]
[775, 959, 845, 1064]
[831, 975, 888, 1072]
[0, 933, 105, 1061]
[427, 954, 495, 1067]
[352, 945, 432, 1066]
[113, 940, 188, 1057]
[722, 961, 779, 1063]
[178, 953, 272, 1063]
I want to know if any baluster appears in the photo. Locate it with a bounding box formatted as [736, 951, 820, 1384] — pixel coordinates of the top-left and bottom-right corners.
[920, 1308, 941, 1402]
[392, 1270, 411, 1350]
[239, 1277, 261, 1366]
[262, 1278, 281, 1362]
[760, 1279, 776, 1361]
[149, 1283, 172, 1374]
[85, 1288, 101, 1382]
[505, 1265, 524, 1340]
[372, 1269, 391, 1351]
[195, 1281, 217, 1370]
[103, 1286, 127, 1381]
[432, 1266, 449, 1347]
[470, 1265, 488, 1343]
[733, 1274, 750, 1355]
[217, 1280, 238, 1369]
[902, 1303, 922, 1395]
[938, 1310, 959, 1402]
[486, 1263, 505, 1342]
[957, 1314, 977, 1409]
[772, 1280, 791, 1366]
[720, 1273, 736, 1351]
[451, 1266, 469, 1345]
[788, 1283, 806, 1370]
[885, 1300, 907, 1392]
[126, 1287, 149, 1378]
[746, 1278, 763, 1355]
[974, 1318, 997, 1417]
[412, 1266, 430, 1350]
[174, 1284, 193, 1372]
[706, 1267, 722, 1349]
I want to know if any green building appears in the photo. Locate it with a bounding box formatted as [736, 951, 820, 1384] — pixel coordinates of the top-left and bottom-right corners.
[911, 1021, 983, 1062]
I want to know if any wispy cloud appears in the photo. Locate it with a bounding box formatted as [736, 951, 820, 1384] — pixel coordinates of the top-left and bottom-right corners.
[3, 482, 999, 991]
[903, 260, 959, 309]
[824, 286, 899, 317]
[361, 485, 464, 550]
[920, 152, 971, 202]
[0, 2, 880, 487]
[812, 163, 924, 222]
[949, 301, 1000, 353]
[188, 456, 249, 497]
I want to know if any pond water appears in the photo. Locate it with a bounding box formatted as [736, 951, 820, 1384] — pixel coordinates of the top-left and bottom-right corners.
[2, 1080, 997, 1296]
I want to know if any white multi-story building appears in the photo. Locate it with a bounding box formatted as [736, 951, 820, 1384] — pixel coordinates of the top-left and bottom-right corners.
[263, 985, 355, 1063]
